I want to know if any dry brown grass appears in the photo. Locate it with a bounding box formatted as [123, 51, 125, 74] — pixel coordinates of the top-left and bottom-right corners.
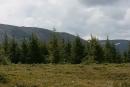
[0, 64, 130, 87]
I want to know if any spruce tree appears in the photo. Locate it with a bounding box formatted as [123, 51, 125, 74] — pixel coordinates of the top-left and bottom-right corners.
[104, 37, 118, 63]
[84, 36, 104, 64]
[59, 39, 66, 63]
[21, 37, 29, 63]
[28, 33, 42, 64]
[9, 36, 20, 63]
[123, 51, 128, 63]
[48, 30, 60, 64]
[116, 49, 122, 63]
[40, 42, 48, 63]
[64, 40, 72, 63]
[104, 37, 113, 63]
[71, 35, 85, 64]
[3, 33, 10, 56]
[127, 43, 130, 62]
[111, 43, 117, 63]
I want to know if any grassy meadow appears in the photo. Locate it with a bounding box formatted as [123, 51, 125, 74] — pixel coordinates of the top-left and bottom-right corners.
[0, 64, 130, 87]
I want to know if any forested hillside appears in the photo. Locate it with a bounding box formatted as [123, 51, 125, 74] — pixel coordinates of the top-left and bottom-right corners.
[0, 31, 130, 65]
[0, 24, 128, 53]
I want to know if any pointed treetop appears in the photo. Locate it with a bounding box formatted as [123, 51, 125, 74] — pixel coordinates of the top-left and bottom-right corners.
[90, 34, 93, 39]
[53, 26, 56, 32]
[107, 35, 109, 40]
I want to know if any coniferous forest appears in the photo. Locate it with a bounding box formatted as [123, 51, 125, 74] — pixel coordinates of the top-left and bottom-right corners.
[0, 31, 130, 65]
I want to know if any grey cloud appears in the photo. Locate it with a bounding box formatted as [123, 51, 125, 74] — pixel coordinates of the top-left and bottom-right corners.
[101, 7, 126, 20]
[79, 0, 119, 6]
[79, 0, 130, 7]
[0, 0, 129, 39]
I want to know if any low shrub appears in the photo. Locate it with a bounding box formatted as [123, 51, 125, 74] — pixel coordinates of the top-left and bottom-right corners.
[0, 55, 11, 65]
[0, 73, 10, 83]
[113, 81, 130, 87]
[14, 82, 39, 87]
[82, 56, 96, 65]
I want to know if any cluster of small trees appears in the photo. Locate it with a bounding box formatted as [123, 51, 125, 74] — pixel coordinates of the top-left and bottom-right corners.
[0, 32, 130, 64]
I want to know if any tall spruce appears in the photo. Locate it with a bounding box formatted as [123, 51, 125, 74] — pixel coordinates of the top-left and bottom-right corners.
[29, 33, 42, 63]
[48, 29, 60, 64]
[127, 42, 130, 62]
[40, 42, 48, 63]
[59, 39, 66, 63]
[21, 37, 29, 63]
[84, 36, 104, 63]
[9, 36, 20, 63]
[64, 40, 72, 63]
[71, 35, 84, 64]
[104, 37, 117, 63]
[111, 44, 117, 63]
[104, 37, 113, 63]
[3, 33, 10, 56]
[116, 49, 122, 63]
[123, 51, 128, 63]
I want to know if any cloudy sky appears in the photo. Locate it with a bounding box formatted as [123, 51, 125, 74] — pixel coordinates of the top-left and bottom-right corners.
[0, 0, 130, 40]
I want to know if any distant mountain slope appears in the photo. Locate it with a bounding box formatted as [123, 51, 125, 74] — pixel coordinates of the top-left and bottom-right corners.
[99, 40, 130, 53]
[0, 24, 129, 53]
[0, 24, 76, 42]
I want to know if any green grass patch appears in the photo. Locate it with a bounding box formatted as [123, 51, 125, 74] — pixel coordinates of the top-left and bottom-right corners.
[0, 64, 130, 87]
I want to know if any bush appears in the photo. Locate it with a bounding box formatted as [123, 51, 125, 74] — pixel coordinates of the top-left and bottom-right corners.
[0, 55, 11, 65]
[14, 82, 39, 87]
[0, 73, 10, 83]
[82, 56, 96, 65]
[113, 81, 130, 87]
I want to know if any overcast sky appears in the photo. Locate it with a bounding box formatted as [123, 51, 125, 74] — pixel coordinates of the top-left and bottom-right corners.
[0, 0, 130, 40]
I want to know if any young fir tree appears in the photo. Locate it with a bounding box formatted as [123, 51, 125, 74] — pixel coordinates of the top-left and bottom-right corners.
[127, 43, 130, 62]
[111, 43, 118, 63]
[82, 41, 91, 64]
[21, 37, 29, 64]
[40, 42, 49, 63]
[123, 51, 128, 63]
[3, 33, 10, 56]
[64, 40, 72, 63]
[104, 37, 113, 63]
[28, 33, 43, 64]
[116, 49, 122, 63]
[71, 35, 85, 64]
[104, 37, 119, 63]
[59, 39, 66, 64]
[9, 36, 21, 63]
[0, 35, 11, 65]
[84, 36, 104, 64]
[48, 29, 60, 64]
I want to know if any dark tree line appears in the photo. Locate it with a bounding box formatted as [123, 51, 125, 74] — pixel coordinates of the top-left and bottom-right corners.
[0, 32, 130, 64]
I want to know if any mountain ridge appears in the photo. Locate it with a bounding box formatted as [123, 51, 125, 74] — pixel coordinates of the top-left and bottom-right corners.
[0, 24, 77, 42]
